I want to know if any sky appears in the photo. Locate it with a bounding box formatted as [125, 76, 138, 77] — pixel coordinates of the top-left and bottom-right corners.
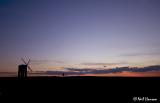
[0, 0, 160, 73]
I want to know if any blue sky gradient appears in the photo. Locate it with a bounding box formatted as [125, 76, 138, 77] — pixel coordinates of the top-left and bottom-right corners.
[0, 0, 160, 72]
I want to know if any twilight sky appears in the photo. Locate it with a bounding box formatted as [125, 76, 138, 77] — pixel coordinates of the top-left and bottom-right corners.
[0, 0, 160, 72]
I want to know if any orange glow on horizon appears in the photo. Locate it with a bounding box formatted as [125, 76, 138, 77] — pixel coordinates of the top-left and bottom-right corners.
[81, 71, 160, 77]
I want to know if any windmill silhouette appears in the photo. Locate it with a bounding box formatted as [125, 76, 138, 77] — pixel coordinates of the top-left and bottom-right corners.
[18, 58, 32, 78]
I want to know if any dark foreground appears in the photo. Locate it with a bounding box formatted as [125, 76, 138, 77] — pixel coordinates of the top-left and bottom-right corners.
[0, 76, 160, 102]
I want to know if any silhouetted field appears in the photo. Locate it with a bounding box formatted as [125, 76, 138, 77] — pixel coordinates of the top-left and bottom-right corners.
[0, 76, 160, 102]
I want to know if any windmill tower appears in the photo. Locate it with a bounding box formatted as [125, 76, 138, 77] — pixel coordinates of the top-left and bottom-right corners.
[18, 58, 32, 78]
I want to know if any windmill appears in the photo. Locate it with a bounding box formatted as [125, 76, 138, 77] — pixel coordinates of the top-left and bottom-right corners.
[18, 58, 32, 78]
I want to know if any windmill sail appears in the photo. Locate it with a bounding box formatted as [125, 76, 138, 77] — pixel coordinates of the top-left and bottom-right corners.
[21, 58, 33, 72]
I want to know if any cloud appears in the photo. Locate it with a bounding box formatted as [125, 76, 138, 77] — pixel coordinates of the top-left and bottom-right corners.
[81, 62, 121, 66]
[30, 59, 64, 65]
[120, 52, 160, 57]
[65, 68, 95, 72]
[45, 65, 160, 76]
[46, 71, 84, 75]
